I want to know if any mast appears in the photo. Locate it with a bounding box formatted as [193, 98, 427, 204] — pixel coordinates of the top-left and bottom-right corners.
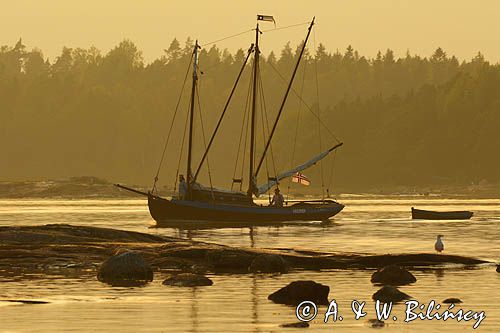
[186, 40, 200, 199]
[254, 17, 315, 180]
[247, 24, 260, 197]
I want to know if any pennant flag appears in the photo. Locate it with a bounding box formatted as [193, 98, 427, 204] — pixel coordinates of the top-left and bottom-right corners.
[292, 172, 311, 186]
[257, 14, 276, 25]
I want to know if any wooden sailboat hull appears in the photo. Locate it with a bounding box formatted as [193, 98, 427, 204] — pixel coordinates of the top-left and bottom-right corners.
[411, 207, 473, 220]
[148, 195, 344, 227]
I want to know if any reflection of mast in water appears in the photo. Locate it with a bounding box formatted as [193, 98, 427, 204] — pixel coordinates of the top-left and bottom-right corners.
[249, 227, 255, 248]
[251, 274, 262, 333]
[190, 287, 199, 333]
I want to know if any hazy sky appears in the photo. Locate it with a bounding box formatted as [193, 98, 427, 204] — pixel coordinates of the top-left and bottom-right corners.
[1, 0, 499, 63]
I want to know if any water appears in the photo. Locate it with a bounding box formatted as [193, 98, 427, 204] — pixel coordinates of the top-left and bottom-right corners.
[0, 196, 499, 332]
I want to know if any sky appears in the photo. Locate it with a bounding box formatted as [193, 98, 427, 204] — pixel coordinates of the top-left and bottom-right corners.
[1, 0, 499, 63]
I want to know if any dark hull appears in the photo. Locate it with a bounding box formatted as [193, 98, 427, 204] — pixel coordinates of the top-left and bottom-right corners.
[411, 207, 473, 220]
[148, 195, 344, 227]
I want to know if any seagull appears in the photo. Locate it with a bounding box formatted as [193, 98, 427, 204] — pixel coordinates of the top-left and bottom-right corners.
[435, 235, 444, 253]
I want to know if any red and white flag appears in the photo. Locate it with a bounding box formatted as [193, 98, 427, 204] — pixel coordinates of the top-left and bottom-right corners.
[292, 172, 311, 186]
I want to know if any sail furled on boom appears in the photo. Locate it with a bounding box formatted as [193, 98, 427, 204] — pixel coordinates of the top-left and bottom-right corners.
[255, 142, 343, 196]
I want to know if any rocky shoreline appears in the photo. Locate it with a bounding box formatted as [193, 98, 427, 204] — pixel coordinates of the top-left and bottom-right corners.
[0, 224, 489, 280]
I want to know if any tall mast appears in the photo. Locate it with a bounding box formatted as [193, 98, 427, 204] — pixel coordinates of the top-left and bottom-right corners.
[254, 17, 315, 179]
[247, 24, 260, 197]
[186, 40, 200, 199]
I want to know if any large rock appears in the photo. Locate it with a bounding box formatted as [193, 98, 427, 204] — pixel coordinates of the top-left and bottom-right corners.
[249, 254, 288, 273]
[372, 285, 411, 303]
[268, 280, 330, 306]
[162, 273, 213, 287]
[370, 265, 417, 286]
[97, 251, 153, 286]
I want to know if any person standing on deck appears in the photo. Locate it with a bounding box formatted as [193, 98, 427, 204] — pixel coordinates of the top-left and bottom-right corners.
[270, 187, 284, 207]
[178, 175, 187, 200]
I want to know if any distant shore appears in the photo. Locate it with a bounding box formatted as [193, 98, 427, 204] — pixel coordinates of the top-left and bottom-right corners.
[1, 177, 499, 199]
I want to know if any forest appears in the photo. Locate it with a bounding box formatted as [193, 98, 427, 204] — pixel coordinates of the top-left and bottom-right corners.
[1, 37, 499, 194]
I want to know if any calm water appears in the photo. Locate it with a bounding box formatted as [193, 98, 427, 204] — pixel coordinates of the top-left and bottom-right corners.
[0, 196, 499, 332]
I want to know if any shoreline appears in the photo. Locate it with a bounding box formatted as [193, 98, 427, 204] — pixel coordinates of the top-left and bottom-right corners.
[1, 178, 500, 199]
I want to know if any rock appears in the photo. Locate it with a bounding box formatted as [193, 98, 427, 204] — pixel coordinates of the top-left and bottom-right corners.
[372, 285, 411, 303]
[268, 280, 330, 306]
[370, 265, 417, 286]
[97, 251, 153, 286]
[280, 322, 309, 328]
[442, 298, 462, 304]
[496, 265, 500, 273]
[249, 254, 288, 273]
[6, 300, 49, 304]
[367, 319, 385, 328]
[162, 273, 213, 287]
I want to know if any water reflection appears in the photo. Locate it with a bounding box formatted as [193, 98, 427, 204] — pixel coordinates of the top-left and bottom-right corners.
[0, 197, 499, 331]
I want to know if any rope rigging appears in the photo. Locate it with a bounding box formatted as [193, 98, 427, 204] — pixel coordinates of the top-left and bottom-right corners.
[266, 60, 341, 143]
[257, 70, 279, 199]
[153, 18, 342, 200]
[193, 44, 254, 182]
[152, 53, 194, 193]
[200, 29, 253, 48]
[232, 61, 253, 191]
[313, 28, 326, 200]
[199, 21, 311, 49]
[261, 21, 311, 33]
[286, 58, 307, 202]
[257, 71, 277, 202]
[173, 92, 194, 192]
[239, 77, 253, 192]
[195, 80, 215, 197]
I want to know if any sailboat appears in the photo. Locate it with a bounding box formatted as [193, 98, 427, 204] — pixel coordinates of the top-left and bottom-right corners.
[116, 16, 344, 226]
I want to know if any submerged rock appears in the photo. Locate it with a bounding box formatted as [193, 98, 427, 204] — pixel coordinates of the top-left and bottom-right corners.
[162, 273, 213, 287]
[97, 251, 153, 286]
[372, 285, 411, 303]
[370, 265, 417, 286]
[249, 254, 288, 273]
[442, 298, 462, 304]
[268, 280, 330, 306]
[280, 322, 309, 328]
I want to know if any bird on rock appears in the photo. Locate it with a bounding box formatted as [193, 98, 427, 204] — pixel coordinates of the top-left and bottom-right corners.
[435, 235, 444, 253]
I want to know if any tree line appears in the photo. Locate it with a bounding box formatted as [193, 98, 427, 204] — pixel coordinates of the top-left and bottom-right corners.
[1, 37, 498, 193]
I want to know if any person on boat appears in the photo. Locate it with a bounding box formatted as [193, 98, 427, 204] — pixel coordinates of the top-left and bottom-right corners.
[178, 174, 187, 200]
[270, 187, 284, 207]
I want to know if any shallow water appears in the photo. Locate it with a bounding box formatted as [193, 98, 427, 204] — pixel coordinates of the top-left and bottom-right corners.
[0, 196, 499, 332]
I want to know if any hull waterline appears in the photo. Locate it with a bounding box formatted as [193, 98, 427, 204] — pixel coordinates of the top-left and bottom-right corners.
[148, 195, 344, 227]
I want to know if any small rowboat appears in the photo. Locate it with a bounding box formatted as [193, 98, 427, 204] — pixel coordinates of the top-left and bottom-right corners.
[411, 207, 473, 220]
